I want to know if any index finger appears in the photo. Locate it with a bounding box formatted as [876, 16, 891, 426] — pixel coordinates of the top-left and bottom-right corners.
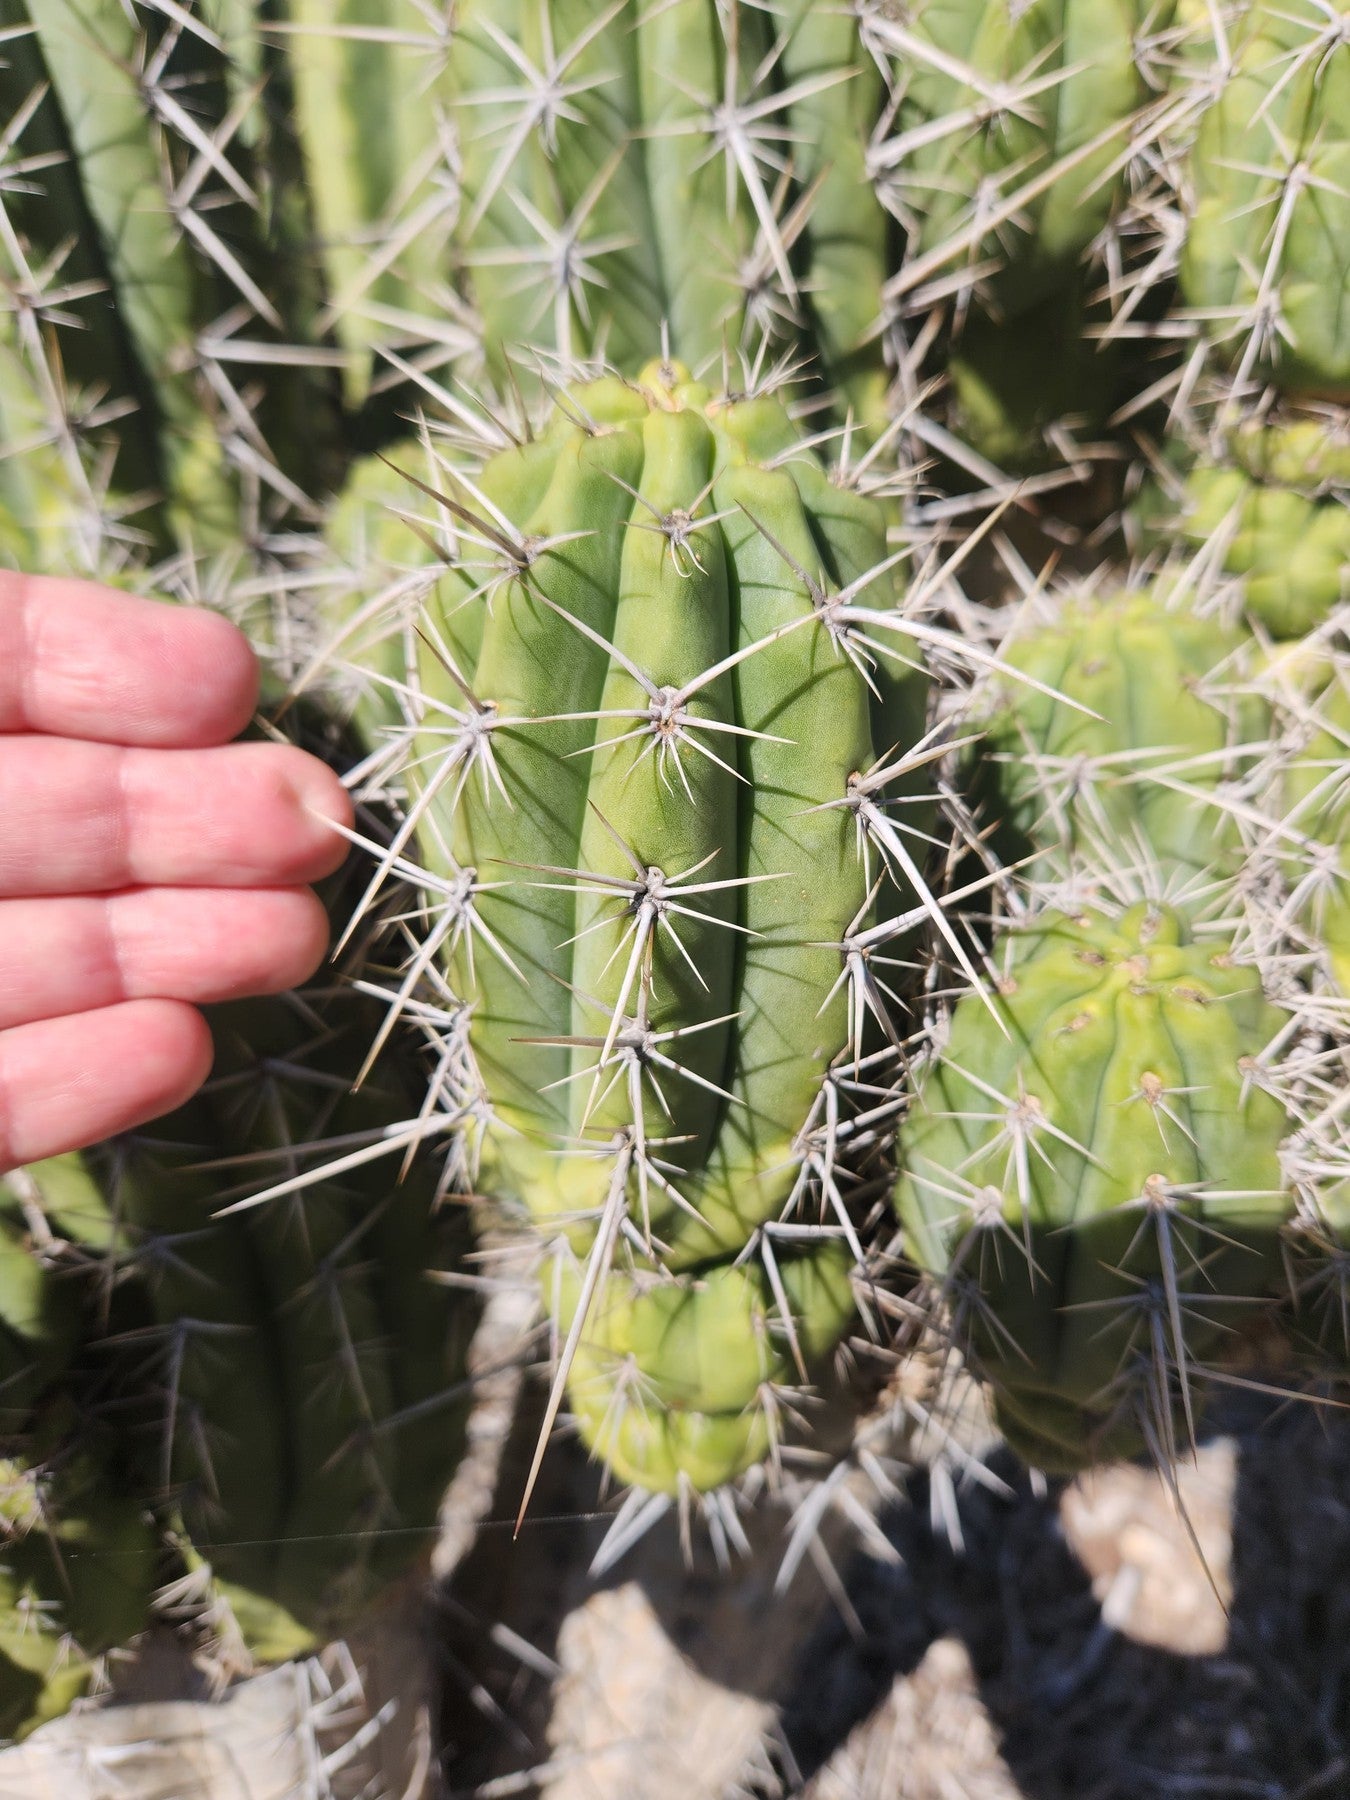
[0, 571, 261, 748]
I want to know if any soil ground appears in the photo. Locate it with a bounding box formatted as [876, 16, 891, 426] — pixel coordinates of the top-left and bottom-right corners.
[438, 1379, 1350, 1800]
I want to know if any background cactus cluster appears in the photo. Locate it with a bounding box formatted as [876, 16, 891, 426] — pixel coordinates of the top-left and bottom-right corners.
[0, 0, 1348, 1755]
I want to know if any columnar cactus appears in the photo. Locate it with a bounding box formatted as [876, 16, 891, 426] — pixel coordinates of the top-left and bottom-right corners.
[92, 981, 478, 1657]
[0, 0, 342, 542]
[448, 0, 893, 421]
[868, 0, 1170, 318]
[1178, 0, 1350, 396]
[329, 355, 933, 1499]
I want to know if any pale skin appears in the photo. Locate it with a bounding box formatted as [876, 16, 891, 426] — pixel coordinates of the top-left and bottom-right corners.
[0, 571, 354, 1174]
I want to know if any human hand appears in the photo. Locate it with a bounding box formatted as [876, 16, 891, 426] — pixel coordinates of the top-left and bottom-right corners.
[0, 572, 353, 1172]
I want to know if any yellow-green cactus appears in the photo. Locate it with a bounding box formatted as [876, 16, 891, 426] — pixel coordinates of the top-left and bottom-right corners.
[896, 904, 1291, 1473]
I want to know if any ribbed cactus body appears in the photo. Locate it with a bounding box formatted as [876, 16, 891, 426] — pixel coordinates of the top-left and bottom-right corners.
[279, 0, 460, 412]
[1134, 412, 1350, 638]
[449, 0, 892, 418]
[97, 988, 476, 1650]
[1180, 0, 1350, 395]
[558, 1243, 855, 1494]
[413, 361, 925, 1265]
[975, 591, 1267, 884]
[0, 0, 343, 541]
[875, 0, 1163, 317]
[316, 358, 930, 1493]
[896, 905, 1291, 1473]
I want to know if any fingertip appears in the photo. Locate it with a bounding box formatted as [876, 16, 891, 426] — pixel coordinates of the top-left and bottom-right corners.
[0, 999, 215, 1170]
[237, 886, 333, 994]
[280, 886, 334, 989]
[176, 608, 261, 744]
[127, 999, 216, 1113]
[279, 752, 356, 881]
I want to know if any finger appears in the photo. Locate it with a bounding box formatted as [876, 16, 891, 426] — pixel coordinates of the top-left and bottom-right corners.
[0, 739, 353, 895]
[0, 571, 259, 747]
[0, 888, 331, 1032]
[0, 1000, 214, 1173]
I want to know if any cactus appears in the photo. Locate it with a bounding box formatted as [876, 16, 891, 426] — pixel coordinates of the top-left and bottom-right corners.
[1132, 407, 1350, 638]
[323, 354, 935, 1502]
[895, 903, 1291, 1473]
[88, 976, 478, 1659]
[555, 1242, 856, 1497]
[972, 589, 1268, 892]
[1, 0, 897, 536]
[0, 0, 344, 544]
[868, 0, 1170, 320]
[1178, 0, 1350, 397]
[449, 0, 893, 421]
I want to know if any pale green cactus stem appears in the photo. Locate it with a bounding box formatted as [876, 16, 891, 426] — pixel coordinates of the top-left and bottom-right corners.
[870, 0, 1171, 320]
[410, 359, 927, 1265]
[774, 0, 893, 432]
[1180, 0, 1350, 397]
[449, 0, 894, 413]
[3, 0, 245, 541]
[1132, 410, 1350, 638]
[0, 0, 346, 542]
[325, 356, 933, 1501]
[895, 904, 1292, 1474]
[449, 0, 670, 383]
[307, 441, 479, 749]
[554, 1241, 855, 1496]
[275, 0, 463, 413]
[974, 589, 1269, 892]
